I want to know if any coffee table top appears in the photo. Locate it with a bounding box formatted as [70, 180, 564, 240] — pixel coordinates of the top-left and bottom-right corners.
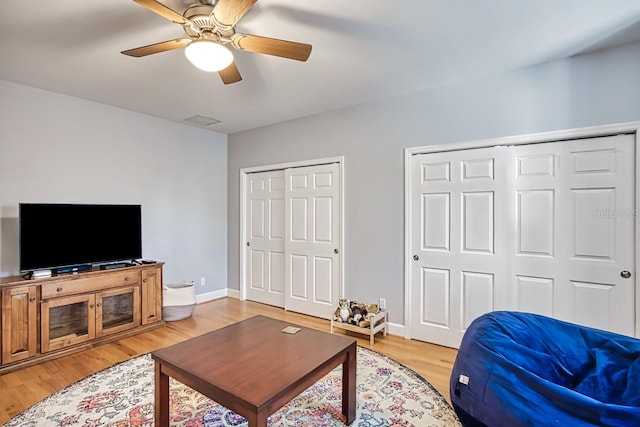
[152, 315, 356, 408]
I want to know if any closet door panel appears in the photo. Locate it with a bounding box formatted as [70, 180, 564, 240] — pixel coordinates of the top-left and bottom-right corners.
[245, 171, 286, 307]
[511, 135, 635, 335]
[410, 147, 509, 348]
[285, 163, 341, 318]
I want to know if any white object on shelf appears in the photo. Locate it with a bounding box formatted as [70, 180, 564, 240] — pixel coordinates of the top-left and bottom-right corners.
[330, 310, 388, 345]
[162, 281, 196, 321]
[32, 269, 52, 278]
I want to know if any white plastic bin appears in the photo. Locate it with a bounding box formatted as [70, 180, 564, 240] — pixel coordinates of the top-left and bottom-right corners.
[162, 281, 196, 321]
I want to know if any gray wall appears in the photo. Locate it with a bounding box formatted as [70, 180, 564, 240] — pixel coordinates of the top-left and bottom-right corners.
[0, 80, 228, 296]
[228, 41, 640, 325]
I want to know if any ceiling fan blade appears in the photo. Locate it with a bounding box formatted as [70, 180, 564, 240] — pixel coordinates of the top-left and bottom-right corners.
[213, 0, 257, 26]
[232, 34, 312, 61]
[218, 62, 243, 85]
[133, 0, 188, 24]
[121, 38, 191, 57]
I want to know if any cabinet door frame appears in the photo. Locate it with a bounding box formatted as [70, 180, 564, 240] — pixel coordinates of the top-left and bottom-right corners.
[96, 285, 141, 337]
[141, 267, 163, 325]
[41, 293, 96, 353]
[1, 286, 37, 364]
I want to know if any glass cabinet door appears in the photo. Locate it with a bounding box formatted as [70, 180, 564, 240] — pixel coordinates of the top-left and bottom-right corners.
[41, 294, 95, 353]
[96, 286, 141, 337]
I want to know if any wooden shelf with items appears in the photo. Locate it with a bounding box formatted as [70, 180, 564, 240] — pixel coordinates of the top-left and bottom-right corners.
[0, 262, 164, 374]
[331, 309, 388, 345]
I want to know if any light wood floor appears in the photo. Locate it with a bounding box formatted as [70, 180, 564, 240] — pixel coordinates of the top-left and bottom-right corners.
[0, 298, 457, 424]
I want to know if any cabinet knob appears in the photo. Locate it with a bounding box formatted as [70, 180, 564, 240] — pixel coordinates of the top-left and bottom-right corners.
[143, 279, 147, 283]
[89, 304, 95, 308]
[29, 297, 36, 302]
[97, 303, 102, 307]
[124, 276, 130, 281]
[57, 287, 63, 292]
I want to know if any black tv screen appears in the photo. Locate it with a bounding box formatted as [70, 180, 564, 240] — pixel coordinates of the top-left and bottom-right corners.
[19, 203, 142, 272]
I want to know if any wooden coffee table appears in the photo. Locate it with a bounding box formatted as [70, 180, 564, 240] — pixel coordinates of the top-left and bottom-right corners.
[152, 315, 357, 426]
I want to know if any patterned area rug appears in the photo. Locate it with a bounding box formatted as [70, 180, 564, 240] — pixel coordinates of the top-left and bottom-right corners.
[6, 347, 460, 426]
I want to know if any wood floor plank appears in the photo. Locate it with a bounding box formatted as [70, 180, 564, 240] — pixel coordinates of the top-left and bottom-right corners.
[0, 298, 457, 424]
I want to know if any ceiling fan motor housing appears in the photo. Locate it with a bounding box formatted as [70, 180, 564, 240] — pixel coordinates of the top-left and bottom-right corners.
[183, 5, 234, 39]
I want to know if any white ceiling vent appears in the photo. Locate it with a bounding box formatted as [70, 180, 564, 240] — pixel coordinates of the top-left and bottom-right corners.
[183, 115, 221, 126]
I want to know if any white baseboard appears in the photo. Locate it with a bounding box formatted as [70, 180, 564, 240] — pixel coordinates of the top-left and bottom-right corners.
[195, 288, 241, 304]
[386, 321, 405, 337]
[195, 289, 227, 304]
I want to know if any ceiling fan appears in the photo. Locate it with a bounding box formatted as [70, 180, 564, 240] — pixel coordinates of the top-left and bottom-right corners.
[121, 0, 312, 84]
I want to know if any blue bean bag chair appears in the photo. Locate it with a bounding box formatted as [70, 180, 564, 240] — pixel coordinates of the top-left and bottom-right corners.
[450, 311, 640, 426]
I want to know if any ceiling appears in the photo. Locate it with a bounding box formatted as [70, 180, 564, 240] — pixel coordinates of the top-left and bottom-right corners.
[2, 0, 640, 134]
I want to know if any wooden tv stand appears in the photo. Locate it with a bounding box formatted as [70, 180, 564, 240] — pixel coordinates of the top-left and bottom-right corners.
[0, 262, 164, 374]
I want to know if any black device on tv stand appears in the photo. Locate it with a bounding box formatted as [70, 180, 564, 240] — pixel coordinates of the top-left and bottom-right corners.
[100, 262, 134, 270]
[55, 264, 92, 275]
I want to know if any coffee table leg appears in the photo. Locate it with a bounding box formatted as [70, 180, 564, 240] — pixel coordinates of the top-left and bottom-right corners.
[342, 343, 357, 425]
[246, 411, 268, 427]
[154, 360, 170, 427]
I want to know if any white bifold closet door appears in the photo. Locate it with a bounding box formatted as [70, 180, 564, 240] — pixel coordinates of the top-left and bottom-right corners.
[410, 134, 635, 348]
[245, 163, 341, 319]
[410, 147, 510, 348]
[511, 135, 635, 335]
[246, 170, 286, 307]
[284, 163, 341, 318]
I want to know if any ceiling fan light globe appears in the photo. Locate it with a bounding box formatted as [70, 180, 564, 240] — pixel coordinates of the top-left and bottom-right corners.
[184, 40, 233, 72]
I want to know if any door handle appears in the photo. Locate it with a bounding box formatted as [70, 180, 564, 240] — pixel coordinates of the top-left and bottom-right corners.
[413, 255, 419, 261]
[621, 270, 632, 279]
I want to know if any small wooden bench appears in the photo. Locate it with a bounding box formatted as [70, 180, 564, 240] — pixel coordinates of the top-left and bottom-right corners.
[330, 310, 387, 345]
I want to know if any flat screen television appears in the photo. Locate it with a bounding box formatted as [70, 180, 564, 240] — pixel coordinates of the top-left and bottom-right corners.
[19, 203, 142, 272]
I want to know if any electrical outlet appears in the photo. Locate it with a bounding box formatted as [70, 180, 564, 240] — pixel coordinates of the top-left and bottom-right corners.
[200, 277, 206, 287]
[379, 298, 386, 310]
